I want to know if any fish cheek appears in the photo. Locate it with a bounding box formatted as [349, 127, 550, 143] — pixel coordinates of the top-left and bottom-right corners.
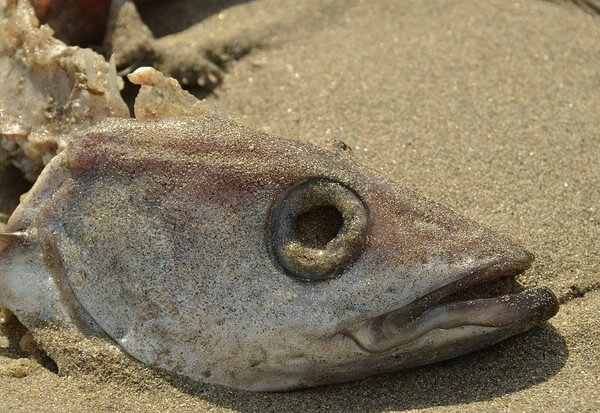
[35, 171, 293, 377]
[35, 174, 183, 353]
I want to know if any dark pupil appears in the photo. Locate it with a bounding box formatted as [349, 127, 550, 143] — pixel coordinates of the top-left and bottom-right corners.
[293, 205, 343, 249]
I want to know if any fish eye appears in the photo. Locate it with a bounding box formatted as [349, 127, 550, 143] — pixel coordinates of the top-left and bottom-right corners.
[269, 179, 368, 280]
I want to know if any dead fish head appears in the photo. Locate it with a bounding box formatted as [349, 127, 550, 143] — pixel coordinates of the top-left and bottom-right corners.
[0, 115, 558, 390]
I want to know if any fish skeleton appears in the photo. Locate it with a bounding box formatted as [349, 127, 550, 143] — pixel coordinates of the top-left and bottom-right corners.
[0, 114, 558, 391]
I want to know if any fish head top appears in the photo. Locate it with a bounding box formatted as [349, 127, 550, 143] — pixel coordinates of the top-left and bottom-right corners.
[0, 115, 558, 390]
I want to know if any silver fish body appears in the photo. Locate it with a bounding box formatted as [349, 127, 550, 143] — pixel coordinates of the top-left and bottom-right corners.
[0, 115, 558, 390]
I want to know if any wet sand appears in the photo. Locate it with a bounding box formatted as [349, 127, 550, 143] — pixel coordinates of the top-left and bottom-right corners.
[1, 0, 599, 411]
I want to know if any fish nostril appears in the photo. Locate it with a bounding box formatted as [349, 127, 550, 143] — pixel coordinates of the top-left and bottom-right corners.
[293, 205, 344, 249]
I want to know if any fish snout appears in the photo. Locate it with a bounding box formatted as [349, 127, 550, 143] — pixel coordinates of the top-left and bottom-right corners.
[342, 216, 558, 355]
[473, 231, 535, 283]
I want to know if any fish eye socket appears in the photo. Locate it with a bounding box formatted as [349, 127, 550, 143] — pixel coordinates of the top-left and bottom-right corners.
[269, 179, 368, 280]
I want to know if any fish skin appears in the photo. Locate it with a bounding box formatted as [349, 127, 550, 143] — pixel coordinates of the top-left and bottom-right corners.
[0, 115, 558, 390]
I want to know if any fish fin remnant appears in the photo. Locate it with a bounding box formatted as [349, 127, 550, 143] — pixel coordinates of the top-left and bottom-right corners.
[0, 231, 29, 258]
[0, 231, 29, 241]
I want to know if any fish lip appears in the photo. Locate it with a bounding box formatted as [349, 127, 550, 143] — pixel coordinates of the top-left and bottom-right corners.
[343, 251, 560, 354]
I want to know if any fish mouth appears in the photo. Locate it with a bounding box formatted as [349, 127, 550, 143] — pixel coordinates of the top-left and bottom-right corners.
[344, 253, 559, 354]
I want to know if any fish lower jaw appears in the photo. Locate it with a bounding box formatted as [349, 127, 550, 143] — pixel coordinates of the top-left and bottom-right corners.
[343, 281, 559, 355]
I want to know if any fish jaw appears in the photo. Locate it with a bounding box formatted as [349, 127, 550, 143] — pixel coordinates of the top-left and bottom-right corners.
[342, 247, 559, 356]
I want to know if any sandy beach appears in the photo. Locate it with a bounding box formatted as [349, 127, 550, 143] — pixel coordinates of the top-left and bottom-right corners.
[1, 0, 599, 411]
